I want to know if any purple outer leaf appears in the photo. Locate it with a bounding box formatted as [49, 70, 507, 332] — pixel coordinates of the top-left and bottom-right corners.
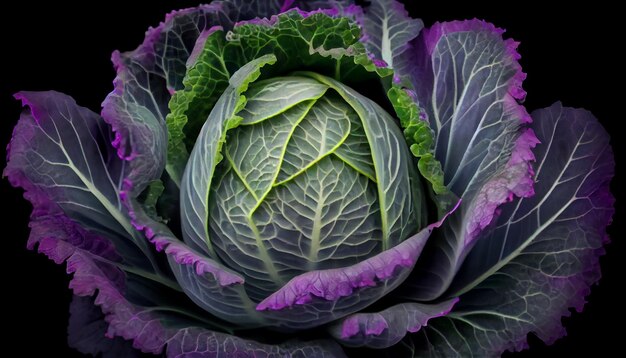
[22, 202, 171, 353]
[25, 196, 345, 356]
[254, 203, 458, 330]
[453, 102, 615, 295]
[409, 104, 614, 356]
[398, 20, 538, 301]
[358, 0, 423, 83]
[68, 295, 145, 358]
[4, 91, 156, 271]
[4, 97, 171, 353]
[328, 298, 458, 349]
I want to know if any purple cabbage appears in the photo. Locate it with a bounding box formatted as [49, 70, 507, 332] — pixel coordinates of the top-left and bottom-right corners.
[4, 1, 614, 357]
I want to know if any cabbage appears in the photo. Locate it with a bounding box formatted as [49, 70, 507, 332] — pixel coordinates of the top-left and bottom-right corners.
[4, 1, 614, 357]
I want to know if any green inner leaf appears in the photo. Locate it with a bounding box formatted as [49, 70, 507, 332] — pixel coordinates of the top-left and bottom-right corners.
[277, 93, 352, 184]
[239, 77, 329, 125]
[166, 29, 243, 185]
[226, 100, 314, 203]
[296, 71, 420, 251]
[388, 86, 456, 216]
[180, 54, 277, 259]
[333, 105, 377, 183]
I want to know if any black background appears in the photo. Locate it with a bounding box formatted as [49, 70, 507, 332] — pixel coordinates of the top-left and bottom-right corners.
[1, 2, 622, 357]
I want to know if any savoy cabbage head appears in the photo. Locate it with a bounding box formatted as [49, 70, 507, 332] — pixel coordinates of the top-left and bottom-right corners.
[4, 1, 614, 357]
